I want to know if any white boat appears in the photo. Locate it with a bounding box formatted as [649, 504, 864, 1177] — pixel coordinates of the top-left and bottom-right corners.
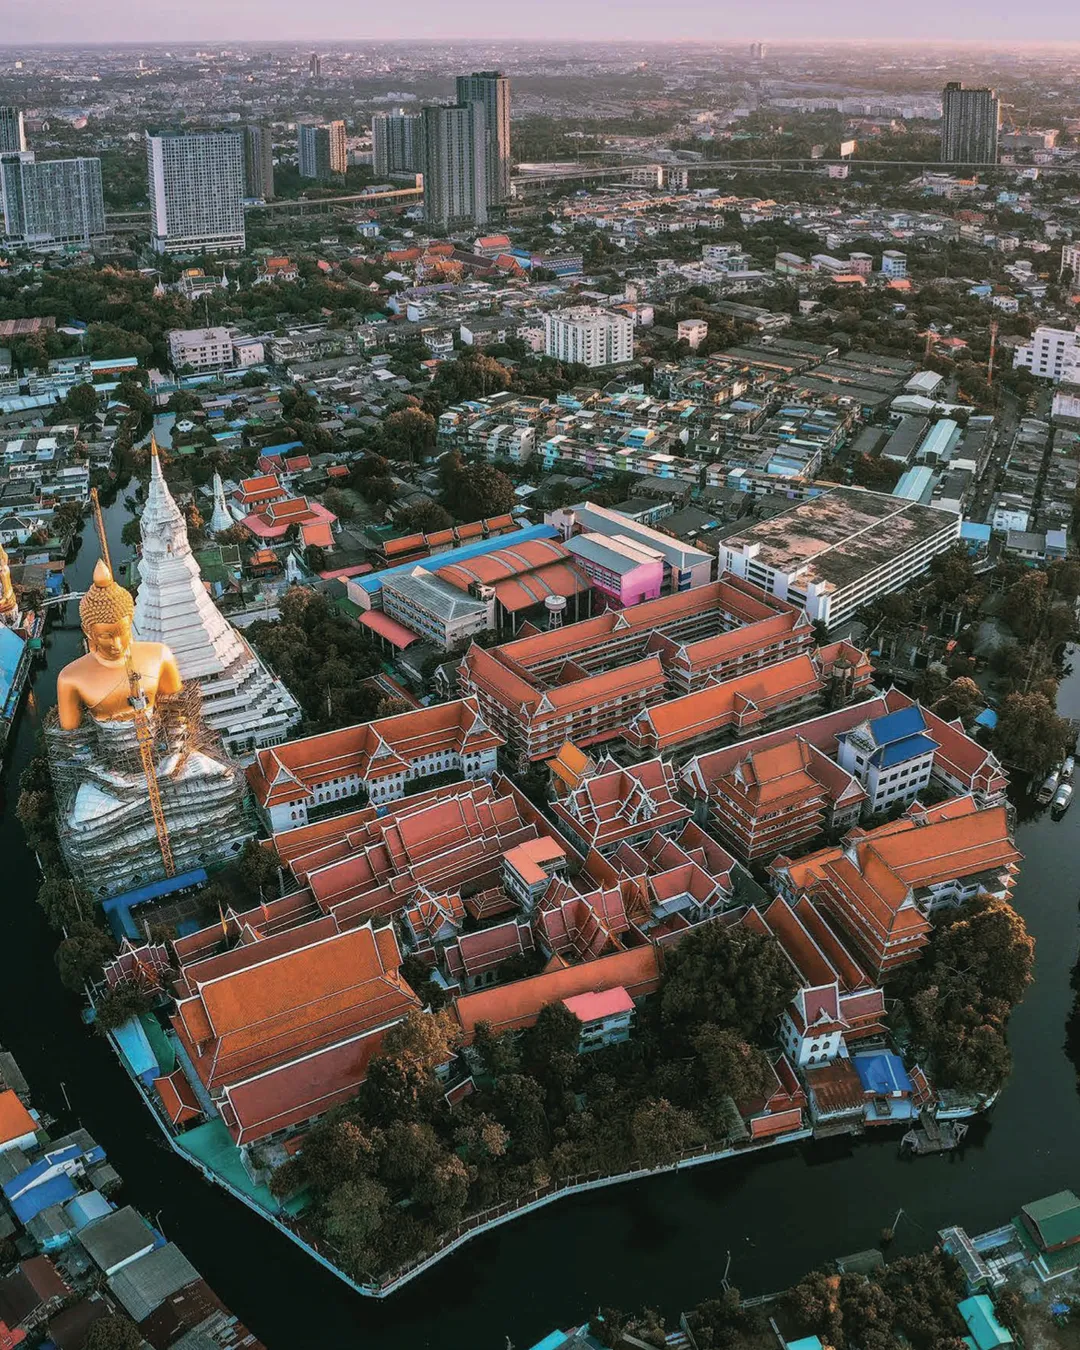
[1053, 783, 1073, 813]
[1037, 770, 1060, 804]
[1063, 756, 1075, 781]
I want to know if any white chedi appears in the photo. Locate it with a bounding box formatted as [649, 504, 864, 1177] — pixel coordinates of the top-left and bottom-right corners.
[131, 442, 301, 760]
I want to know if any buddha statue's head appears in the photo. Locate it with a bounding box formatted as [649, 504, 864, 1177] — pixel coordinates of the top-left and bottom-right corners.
[80, 559, 135, 664]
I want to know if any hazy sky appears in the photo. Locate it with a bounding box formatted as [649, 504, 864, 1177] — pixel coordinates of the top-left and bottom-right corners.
[5, 0, 1080, 44]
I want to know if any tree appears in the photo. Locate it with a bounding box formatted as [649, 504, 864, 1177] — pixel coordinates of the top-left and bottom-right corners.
[362, 1010, 460, 1124]
[381, 407, 437, 462]
[320, 1176, 391, 1275]
[55, 923, 115, 992]
[693, 1025, 775, 1107]
[395, 500, 454, 534]
[63, 382, 99, 421]
[660, 921, 798, 1043]
[629, 1098, 702, 1167]
[522, 1002, 581, 1094]
[929, 547, 977, 606]
[322, 486, 355, 519]
[121, 518, 142, 548]
[442, 461, 516, 521]
[993, 690, 1071, 776]
[94, 979, 154, 1033]
[84, 1315, 144, 1350]
[432, 352, 511, 403]
[931, 676, 984, 726]
[492, 1072, 549, 1160]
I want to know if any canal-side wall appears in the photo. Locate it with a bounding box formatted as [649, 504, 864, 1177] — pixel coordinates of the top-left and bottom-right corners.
[106, 1024, 811, 1299]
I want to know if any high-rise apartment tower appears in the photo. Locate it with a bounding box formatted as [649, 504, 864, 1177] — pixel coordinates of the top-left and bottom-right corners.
[242, 124, 275, 200]
[298, 121, 346, 180]
[0, 107, 26, 154]
[146, 130, 245, 255]
[941, 82, 1000, 164]
[0, 152, 105, 247]
[421, 102, 488, 230]
[372, 111, 422, 177]
[455, 70, 510, 209]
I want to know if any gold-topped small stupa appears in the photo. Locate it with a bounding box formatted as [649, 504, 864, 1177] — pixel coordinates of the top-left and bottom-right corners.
[46, 551, 251, 897]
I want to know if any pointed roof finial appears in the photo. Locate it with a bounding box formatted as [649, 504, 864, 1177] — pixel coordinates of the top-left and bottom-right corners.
[150, 433, 159, 458]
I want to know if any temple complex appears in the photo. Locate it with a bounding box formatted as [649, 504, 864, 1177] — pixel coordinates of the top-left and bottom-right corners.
[46, 559, 251, 897]
[132, 443, 300, 759]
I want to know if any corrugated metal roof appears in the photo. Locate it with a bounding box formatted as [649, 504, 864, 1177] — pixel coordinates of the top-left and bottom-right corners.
[108, 1243, 200, 1321]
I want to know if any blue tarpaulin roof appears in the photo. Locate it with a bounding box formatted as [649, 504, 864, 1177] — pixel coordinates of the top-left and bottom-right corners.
[113, 1017, 160, 1087]
[0, 624, 26, 710]
[854, 1051, 913, 1096]
[10, 1172, 78, 1223]
[975, 708, 998, 730]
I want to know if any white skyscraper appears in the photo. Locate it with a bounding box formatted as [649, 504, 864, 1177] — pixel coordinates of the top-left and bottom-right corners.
[146, 130, 245, 255]
[133, 443, 301, 759]
[544, 308, 635, 368]
[421, 102, 487, 230]
[0, 152, 105, 247]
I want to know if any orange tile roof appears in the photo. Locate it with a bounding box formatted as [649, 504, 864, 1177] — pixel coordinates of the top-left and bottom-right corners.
[628, 652, 823, 751]
[0, 1090, 36, 1145]
[455, 944, 659, 1038]
[247, 698, 502, 806]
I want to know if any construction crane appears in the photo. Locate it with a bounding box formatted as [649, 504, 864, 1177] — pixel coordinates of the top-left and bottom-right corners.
[88, 488, 175, 878]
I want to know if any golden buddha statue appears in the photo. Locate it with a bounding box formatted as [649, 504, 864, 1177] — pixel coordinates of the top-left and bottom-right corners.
[0, 544, 19, 624]
[47, 558, 252, 898]
[57, 559, 183, 731]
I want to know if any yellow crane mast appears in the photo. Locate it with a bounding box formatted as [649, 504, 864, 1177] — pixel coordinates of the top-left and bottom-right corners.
[88, 487, 175, 878]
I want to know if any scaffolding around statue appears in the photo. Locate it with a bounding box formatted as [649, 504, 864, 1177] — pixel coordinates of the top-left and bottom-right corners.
[45, 678, 252, 897]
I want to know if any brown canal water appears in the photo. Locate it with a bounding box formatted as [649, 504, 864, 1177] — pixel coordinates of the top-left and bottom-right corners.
[1, 497, 1078, 1348]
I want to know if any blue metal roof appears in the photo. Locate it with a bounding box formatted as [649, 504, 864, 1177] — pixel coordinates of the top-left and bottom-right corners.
[65, 1190, 113, 1230]
[3, 1143, 81, 1200]
[854, 1051, 913, 1096]
[872, 732, 939, 768]
[10, 1172, 78, 1224]
[867, 705, 926, 745]
[974, 708, 998, 730]
[354, 524, 559, 595]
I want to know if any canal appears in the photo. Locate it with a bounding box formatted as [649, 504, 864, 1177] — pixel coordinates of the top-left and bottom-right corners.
[2, 502, 1079, 1349]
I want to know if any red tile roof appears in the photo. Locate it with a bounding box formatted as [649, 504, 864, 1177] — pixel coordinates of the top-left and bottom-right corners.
[455, 944, 659, 1038]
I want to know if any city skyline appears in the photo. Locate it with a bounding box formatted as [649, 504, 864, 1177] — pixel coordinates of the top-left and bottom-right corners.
[5, 1, 1080, 43]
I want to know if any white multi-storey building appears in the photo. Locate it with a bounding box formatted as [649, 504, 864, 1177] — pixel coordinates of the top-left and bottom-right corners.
[1062, 244, 1080, 290]
[543, 308, 634, 368]
[167, 327, 235, 373]
[718, 486, 961, 630]
[147, 130, 245, 255]
[1013, 325, 1080, 383]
